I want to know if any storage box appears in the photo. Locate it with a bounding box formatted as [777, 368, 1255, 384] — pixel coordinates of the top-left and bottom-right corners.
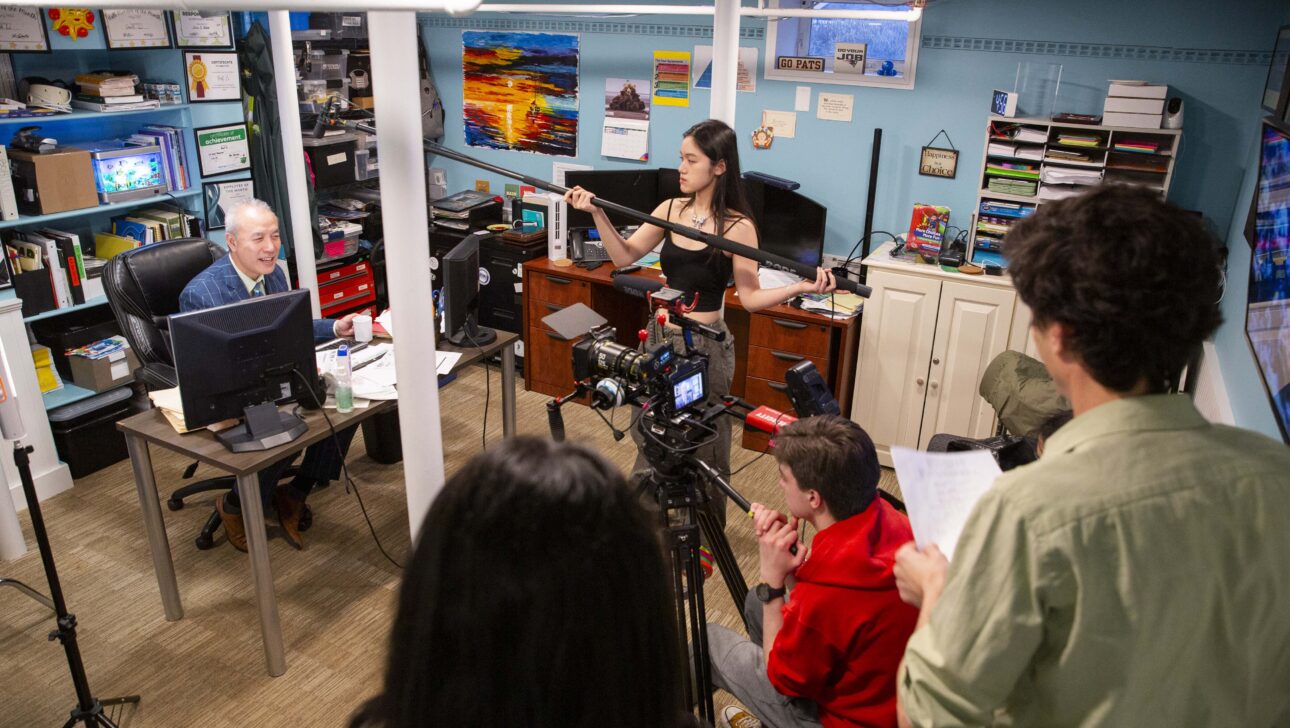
[1101, 111, 1163, 129]
[309, 12, 368, 40]
[302, 133, 358, 188]
[303, 50, 349, 82]
[8, 148, 99, 215]
[1103, 96, 1166, 114]
[68, 346, 139, 393]
[1107, 81, 1168, 99]
[49, 387, 134, 479]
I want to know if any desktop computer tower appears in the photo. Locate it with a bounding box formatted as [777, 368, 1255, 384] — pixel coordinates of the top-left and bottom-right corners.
[479, 235, 545, 336]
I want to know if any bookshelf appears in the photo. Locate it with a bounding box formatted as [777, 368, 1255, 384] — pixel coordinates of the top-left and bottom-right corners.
[972, 114, 1181, 266]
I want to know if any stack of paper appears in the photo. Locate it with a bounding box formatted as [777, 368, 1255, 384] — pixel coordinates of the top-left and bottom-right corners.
[987, 178, 1037, 197]
[1015, 127, 1047, 144]
[890, 447, 1001, 561]
[1038, 184, 1087, 201]
[1055, 133, 1102, 148]
[799, 292, 863, 318]
[1112, 139, 1161, 154]
[1041, 166, 1103, 185]
[149, 387, 191, 433]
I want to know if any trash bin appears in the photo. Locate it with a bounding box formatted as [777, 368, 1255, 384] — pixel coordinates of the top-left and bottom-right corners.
[48, 387, 134, 479]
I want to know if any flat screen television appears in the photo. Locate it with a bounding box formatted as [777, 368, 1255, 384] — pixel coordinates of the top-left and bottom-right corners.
[1245, 117, 1290, 442]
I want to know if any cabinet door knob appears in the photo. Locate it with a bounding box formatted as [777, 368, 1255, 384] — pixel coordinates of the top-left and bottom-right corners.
[771, 350, 805, 362]
[916, 377, 925, 386]
[930, 381, 939, 390]
[932, 357, 941, 365]
[768, 381, 788, 392]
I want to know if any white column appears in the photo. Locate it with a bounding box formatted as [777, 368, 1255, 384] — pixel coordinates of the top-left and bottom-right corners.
[0, 298, 71, 516]
[709, 0, 741, 125]
[268, 11, 321, 317]
[368, 11, 447, 541]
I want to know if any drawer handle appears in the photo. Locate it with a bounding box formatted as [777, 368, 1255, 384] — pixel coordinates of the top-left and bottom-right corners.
[544, 275, 572, 285]
[768, 381, 788, 393]
[771, 318, 807, 330]
[771, 350, 804, 362]
[544, 331, 567, 341]
[544, 303, 565, 313]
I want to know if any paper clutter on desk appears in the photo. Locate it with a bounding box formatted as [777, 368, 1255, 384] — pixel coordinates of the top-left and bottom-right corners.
[375, 310, 395, 338]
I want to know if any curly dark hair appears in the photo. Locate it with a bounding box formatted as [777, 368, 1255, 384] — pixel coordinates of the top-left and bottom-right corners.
[1004, 185, 1223, 393]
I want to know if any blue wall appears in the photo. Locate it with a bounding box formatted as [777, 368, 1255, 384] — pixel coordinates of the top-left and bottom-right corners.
[417, 0, 1287, 436]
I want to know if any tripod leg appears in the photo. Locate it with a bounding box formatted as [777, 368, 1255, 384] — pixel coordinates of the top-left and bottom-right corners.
[697, 504, 750, 629]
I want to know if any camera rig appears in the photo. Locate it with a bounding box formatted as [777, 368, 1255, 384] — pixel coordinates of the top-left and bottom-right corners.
[544, 282, 838, 723]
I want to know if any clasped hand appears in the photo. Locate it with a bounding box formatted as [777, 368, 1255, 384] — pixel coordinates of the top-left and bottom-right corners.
[893, 542, 949, 608]
[751, 502, 805, 587]
[564, 185, 597, 213]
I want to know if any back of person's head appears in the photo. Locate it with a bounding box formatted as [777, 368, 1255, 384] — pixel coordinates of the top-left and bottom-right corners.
[356, 437, 683, 728]
[682, 118, 752, 220]
[1005, 185, 1223, 393]
[772, 415, 880, 521]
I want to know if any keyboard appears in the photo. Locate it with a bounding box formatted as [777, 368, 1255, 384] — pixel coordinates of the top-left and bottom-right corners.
[315, 338, 369, 355]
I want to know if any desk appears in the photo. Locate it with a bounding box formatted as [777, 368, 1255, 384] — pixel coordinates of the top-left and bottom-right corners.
[521, 258, 860, 451]
[117, 330, 518, 677]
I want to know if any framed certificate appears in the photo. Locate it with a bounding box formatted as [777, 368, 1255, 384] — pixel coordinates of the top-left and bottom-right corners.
[170, 10, 232, 50]
[103, 9, 170, 49]
[184, 52, 241, 103]
[0, 6, 50, 53]
[194, 123, 251, 177]
[203, 178, 255, 230]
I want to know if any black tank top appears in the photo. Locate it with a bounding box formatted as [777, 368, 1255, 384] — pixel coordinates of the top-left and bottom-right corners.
[659, 200, 735, 313]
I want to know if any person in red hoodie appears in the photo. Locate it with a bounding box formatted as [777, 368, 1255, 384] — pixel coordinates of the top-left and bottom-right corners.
[706, 415, 918, 728]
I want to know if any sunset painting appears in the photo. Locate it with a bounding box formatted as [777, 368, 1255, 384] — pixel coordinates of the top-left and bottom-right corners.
[463, 31, 579, 157]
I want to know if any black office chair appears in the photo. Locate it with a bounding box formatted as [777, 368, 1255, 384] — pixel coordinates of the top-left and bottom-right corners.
[103, 238, 307, 549]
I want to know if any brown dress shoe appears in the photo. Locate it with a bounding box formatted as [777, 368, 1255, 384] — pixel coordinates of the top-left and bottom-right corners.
[215, 494, 248, 552]
[275, 487, 306, 550]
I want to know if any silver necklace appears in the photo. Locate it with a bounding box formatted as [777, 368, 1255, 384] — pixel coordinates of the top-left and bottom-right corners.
[690, 210, 710, 226]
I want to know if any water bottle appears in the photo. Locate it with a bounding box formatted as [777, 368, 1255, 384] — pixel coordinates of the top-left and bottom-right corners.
[335, 345, 354, 413]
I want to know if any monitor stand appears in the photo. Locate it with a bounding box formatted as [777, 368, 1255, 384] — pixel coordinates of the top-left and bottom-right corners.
[216, 402, 309, 453]
[448, 313, 497, 347]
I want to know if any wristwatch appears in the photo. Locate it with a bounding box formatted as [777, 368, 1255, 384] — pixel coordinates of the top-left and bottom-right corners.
[754, 582, 787, 603]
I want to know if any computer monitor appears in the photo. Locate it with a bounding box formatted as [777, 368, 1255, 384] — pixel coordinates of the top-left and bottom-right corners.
[442, 231, 497, 346]
[170, 289, 321, 452]
[744, 180, 827, 269]
[1245, 117, 1290, 443]
[565, 169, 659, 229]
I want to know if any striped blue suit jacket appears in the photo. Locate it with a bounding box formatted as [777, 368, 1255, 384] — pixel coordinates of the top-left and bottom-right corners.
[177, 256, 335, 341]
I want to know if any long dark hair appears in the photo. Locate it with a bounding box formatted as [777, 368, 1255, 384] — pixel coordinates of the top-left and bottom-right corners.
[681, 119, 753, 236]
[352, 437, 685, 728]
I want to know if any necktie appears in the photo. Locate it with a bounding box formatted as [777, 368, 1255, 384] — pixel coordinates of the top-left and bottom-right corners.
[252, 280, 266, 297]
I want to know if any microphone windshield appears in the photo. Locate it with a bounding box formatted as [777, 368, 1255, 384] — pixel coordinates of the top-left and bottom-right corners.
[612, 274, 662, 299]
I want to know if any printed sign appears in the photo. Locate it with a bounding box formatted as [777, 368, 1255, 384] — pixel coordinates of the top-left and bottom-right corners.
[920, 147, 960, 179]
[776, 56, 825, 72]
[834, 42, 867, 75]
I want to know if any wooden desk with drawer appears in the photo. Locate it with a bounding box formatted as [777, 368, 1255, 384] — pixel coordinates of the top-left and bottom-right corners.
[521, 258, 860, 452]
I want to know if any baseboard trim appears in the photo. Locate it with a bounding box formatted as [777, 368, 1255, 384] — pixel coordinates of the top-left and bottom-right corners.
[9, 461, 73, 512]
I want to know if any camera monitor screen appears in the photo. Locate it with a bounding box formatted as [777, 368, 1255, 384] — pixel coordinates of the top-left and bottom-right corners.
[1246, 119, 1290, 443]
[671, 365, 706, 412]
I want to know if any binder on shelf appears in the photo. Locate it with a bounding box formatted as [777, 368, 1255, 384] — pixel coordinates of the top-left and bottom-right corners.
[0, 146, 18, 221]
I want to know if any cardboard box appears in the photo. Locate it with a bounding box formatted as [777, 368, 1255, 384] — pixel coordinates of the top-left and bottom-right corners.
[68, 347, 139, 393]
[1102, 111, 1163, 129]
[8, 148, 99, 215]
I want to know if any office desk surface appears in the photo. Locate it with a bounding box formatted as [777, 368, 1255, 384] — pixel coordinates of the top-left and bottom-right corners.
[116, 330, 520, 476]
[523, 257, 856, 329]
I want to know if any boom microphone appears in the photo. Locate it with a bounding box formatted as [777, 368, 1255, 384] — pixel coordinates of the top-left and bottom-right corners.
[611, 274, 663, 299]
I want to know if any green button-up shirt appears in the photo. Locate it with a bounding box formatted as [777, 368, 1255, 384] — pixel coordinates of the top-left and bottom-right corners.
[900, 395, 1290, 727]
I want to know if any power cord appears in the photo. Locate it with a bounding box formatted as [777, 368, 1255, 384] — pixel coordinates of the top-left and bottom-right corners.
[462, 328, 491, 450]
[291, 368, 404, 570]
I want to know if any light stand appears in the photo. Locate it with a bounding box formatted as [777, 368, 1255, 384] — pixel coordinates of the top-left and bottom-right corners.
[1, 371, 139, 727]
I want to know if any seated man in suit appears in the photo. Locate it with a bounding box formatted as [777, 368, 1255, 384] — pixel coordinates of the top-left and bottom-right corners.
[179, 198, 358, 552]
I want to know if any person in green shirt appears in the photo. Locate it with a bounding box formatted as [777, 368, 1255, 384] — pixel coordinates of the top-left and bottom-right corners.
[894, 185, 1290, 727]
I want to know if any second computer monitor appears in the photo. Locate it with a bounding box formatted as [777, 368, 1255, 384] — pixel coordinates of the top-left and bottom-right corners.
[442, 231, 497, 346]
[565, 169, 659, 229]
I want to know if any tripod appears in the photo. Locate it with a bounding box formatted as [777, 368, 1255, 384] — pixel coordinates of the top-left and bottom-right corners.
[11, 442, 140, 727]
[637, 456, 749, 726]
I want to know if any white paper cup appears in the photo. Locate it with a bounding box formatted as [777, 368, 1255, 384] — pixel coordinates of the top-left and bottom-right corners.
[353, 314, 373, 342]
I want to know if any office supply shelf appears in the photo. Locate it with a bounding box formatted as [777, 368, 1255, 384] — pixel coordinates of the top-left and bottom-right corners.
[0, 189, 201, 230]
[979, 190, 1040, 204]
[42, 383, 98, 411]
[0, 104, 191, 126]
[22, 295, 109, 323]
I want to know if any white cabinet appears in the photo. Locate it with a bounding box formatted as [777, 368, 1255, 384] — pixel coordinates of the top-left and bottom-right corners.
[852, 244, 1030, 466]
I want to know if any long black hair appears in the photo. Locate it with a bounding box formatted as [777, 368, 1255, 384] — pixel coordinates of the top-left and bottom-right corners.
[681, 119, 753, 236]
[352, 437, 685, 728]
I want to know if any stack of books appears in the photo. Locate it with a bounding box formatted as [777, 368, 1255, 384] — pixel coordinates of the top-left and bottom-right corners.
[71, 71, 160, 112]
[975, 200, 1036, 253]
[4, 228, 90, 312]
[100, 205, 203, 252]
[1102, 81, 1167, 128]
[126, 125, 191, 191]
